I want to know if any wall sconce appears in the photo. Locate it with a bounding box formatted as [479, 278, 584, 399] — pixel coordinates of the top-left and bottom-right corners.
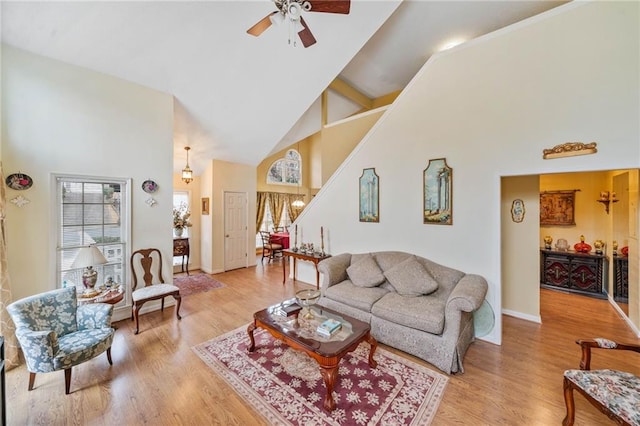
[596, 190, 618, 214]
[182, 146, 193, 184]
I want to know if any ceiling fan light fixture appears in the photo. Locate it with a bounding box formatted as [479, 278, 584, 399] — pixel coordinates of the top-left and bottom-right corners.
[288, 2, 302, 20]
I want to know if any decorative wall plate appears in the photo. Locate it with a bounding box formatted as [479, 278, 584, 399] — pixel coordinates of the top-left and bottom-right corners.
[142, 180, 158, 193]
[6, 173, 33, 190]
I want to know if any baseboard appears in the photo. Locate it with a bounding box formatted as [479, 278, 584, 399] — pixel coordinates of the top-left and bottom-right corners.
[502, 309, 541, 324]
[111, 298, 176, 323]
[607, 295, 640, 337]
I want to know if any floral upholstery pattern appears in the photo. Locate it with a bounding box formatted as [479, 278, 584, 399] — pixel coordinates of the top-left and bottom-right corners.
[7, 287, 114, 374]
[564, 369, 640, 425]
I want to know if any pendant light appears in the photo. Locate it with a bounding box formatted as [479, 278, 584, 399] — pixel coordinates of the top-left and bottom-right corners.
[182, 146, 193, 184]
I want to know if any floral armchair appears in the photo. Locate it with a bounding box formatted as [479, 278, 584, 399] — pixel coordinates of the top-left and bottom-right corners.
[563, 338, 640, 425]
[7, 287, 115, 394]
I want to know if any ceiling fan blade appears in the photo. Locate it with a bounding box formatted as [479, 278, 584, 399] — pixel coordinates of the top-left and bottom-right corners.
[307, 0, 350, 14]
[298, 17, 317, 48]
[247, 11, 278, 36]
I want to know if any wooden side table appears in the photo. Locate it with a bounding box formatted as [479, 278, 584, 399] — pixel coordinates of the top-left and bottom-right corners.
[173, 238, 190, 275]
[282, 249, 331, 289]
[77, 286, 124, 305]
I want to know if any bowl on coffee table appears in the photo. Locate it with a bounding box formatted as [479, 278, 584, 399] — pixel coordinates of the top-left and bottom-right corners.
[295, 289, 321, 320]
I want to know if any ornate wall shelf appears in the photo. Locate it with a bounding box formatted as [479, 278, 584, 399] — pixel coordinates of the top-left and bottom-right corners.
[543, 142, 597, 159]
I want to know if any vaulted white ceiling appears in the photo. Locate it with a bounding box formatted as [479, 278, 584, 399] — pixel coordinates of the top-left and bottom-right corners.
[1, 0, 566, 175]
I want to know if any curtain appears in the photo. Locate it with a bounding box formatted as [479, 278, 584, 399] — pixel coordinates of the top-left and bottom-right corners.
[287, 194, 305, 223]
[256, 192, 268, 232]
[268, 192, 286, 231]
[0, 162, 20, 370]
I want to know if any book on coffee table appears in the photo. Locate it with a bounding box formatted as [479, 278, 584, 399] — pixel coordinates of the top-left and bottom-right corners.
[317, 318, 342, 337]
[273, 301, 301, 317]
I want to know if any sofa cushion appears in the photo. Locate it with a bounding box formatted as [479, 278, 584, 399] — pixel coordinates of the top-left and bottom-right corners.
[372, 292, 446, 334]
[347, 254, 386, 288]
[384, 256, 439, 296]
[324, 281, 389, 312]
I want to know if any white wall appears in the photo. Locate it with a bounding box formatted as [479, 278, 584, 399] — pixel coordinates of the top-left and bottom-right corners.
[2, 45, 174, 320]
[209, 159, 257, 273]
[294, 1, 640, 344]
[501, 175, 540, 322]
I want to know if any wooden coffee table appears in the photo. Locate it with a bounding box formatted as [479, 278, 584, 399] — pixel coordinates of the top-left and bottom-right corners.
[247, 304, 378, 411]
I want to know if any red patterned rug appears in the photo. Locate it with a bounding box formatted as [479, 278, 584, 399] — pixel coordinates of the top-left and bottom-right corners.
[173, 272, 225, 296]
[192, 326, 448, 425]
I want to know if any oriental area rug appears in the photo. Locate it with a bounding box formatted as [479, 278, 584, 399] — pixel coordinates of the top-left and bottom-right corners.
[192, 326, 448, 425]
[173, 272, 225, 296]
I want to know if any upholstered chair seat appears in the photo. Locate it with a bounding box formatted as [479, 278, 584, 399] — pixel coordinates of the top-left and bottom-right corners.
[7, 287, 115, 394]
[563, 338, 640, 425]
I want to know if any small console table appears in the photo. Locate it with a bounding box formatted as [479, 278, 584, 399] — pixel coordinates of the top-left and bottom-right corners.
[173, 238, 190, 275]
[540, 249, 608, 298]
[282, 249, 331, 289]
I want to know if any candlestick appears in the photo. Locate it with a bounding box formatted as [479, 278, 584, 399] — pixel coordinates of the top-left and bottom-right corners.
[294, 225, 298, 249]
[320, 226, 325, 255]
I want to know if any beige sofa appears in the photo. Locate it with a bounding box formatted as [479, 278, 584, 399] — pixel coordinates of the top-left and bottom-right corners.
[317, 251, 488, 374]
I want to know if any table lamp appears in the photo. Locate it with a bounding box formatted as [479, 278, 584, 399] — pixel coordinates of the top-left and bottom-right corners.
[71, 245, 108, 292]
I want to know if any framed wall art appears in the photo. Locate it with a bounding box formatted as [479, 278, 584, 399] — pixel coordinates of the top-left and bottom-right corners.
[201, 197, 210, 215]
[511, 199, 525, 223]
[540, 190, 577, 226]
[423, 158, 452, 225]
[359, 168, 379, 222]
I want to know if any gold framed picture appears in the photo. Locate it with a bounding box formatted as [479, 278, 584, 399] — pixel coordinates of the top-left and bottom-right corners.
[201, 197, 210, 215]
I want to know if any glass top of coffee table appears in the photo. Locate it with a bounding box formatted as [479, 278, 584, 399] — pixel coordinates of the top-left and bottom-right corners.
[254, 299, 371, 356]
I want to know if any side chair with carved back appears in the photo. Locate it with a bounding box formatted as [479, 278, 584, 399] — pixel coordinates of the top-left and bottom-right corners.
[130, 248, 182, 334]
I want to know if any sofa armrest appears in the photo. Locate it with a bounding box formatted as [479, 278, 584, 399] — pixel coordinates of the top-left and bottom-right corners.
[446, 274, 488, 313]
[318, 253, 352, 291]
[77, 303, 114, 330]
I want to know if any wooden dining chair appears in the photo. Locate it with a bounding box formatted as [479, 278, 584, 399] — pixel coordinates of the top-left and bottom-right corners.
[260, 231, 283, 263]
[563, 338, 640, 425]
[130, 248, 182, 334]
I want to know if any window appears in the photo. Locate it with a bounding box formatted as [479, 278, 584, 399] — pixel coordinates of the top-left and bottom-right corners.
[267, 149, 301, 186]
[56, 176, 130, 299]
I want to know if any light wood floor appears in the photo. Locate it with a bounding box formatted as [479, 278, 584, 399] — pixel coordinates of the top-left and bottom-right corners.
[6, 259, 640, 425]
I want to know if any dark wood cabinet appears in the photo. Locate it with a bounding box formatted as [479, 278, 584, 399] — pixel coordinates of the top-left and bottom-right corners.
[540, 249, 608, 298]
[173, 238, 190, 275]
[613, 255, 629, 303]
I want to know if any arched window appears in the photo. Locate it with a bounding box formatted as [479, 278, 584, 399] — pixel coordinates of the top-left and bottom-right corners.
[267, 149, 301, 186]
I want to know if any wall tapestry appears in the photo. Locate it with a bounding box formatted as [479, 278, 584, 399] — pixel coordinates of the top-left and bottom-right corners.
[359, 168, 379, 222]
[423, 158, 452, 225]
[540, 190, 577, 226]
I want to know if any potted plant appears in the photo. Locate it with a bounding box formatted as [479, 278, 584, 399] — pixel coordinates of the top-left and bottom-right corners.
[173, 204, 192, 237]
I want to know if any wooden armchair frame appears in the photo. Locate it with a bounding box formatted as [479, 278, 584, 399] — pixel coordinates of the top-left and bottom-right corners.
[563, 338, 640, 426]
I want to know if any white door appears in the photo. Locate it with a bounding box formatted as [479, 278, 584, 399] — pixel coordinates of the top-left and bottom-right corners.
[224, 191, 248, 271]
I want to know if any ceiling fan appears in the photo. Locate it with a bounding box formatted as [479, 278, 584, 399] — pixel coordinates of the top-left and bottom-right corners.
[247, 0, 351, 48]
